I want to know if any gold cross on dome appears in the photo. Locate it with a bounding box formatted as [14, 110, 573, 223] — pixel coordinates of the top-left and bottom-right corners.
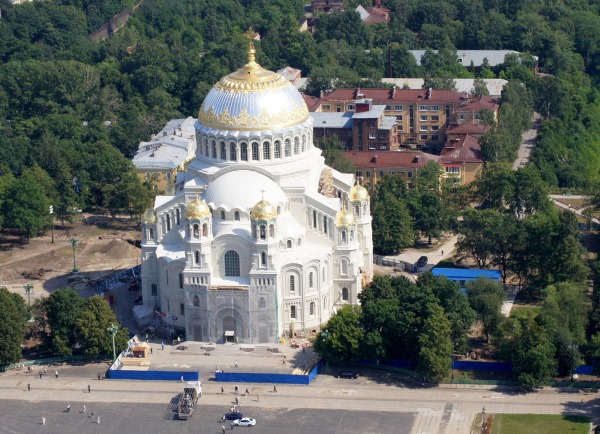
[244, 27, 258, 42]
[244, 27, 258, 63]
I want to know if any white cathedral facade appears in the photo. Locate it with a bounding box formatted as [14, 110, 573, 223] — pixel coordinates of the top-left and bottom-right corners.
[140, 38, 373, 344]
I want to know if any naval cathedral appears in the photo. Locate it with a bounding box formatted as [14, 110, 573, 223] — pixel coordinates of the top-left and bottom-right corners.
[140, 33, 373, 344]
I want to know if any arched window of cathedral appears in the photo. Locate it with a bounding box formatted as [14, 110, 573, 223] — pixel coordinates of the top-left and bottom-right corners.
[309, 272, 314, 288]
[151, 284, 158, 296]
[212, 141, 217, 158]
[224, 250, 240, 276]
[251, 142, 259, 160]
[287, 240, 292, 249]
[220, 141, 226, 160]
[234, 211, 240, 221]
[175, 209, 180, 225]
[350, 229, 354, 241]
[289, 275, 295, 292]
[323, 216, 328, 234]
[290, 305, 296, 319]
[259, 225, 266, 240]
[363, 203, 368, 214]
[194, 250, 200, 265]
[322, 267, 326, 282]
[284, 139, 291, 157]
[293, 137, 299, 154]
[277, 206, 281, 214]
[179, 273, 184, 288]
[149, 228, 154, 239]
[355, 205, 360, 215]
[342, 287, 349, 301]
[241, 142, 248, 161]
[274, 141, 281, 158]
[261, 251, 267, 266]
[298, 238, 302, 247]
[220, 210, 226, 219]
[259, 297, 266, 308]
[262, 141, 271, 160]
[193, 295, 200, 307]
[309, 302, 315, 316]
[302, 135, 307, 151]
[341, 259, 348, 276]
[230, 142, 237, 160]
[202, 223, 208, 237]
[341, 230, 347, 243]
[323, 296, 327, 310]
[269, 224, 274, 238]
[193, 224, 199, 239]
[166, 214, 171, 231]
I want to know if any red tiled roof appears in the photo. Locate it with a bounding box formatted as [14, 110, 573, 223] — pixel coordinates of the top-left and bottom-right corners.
[365, 6, 390, 25]
[345, 150, 439, 168]
[322, 88, 466, 104]
[457, 95, 499, 112]
[302, 94, 321, 112]
[446, 123, 491, 136]
[440, 135, 483, 164]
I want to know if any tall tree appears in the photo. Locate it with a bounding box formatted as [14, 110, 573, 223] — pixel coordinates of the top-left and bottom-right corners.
[75, 296, 129, 356]
[417, 304, 453, 383]
[466, 278, 505, 342]
[313, 305, 363, 365]
[0, 287, 27, 366]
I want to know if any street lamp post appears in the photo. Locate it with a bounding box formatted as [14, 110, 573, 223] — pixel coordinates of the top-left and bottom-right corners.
[481, 406, 486, 433]
[107, 324, 118, 361]
[570, 344, 579, 382]
[23, 283, 33, 309]
[69, 238, 79, 273]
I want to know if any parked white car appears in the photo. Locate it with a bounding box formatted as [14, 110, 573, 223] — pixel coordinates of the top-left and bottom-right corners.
[233, 418, 256, 427]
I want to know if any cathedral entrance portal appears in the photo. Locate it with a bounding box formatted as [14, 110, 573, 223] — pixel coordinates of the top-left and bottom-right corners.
[223, 315, 236, 343]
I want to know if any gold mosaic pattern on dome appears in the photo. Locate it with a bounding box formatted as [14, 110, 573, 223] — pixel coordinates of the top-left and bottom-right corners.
[214, 68, 289, 92]
[198, 104, 309, 130]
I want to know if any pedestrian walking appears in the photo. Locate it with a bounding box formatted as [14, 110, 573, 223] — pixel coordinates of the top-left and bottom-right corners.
[150, 347, 153, 354]
[97, 415, 100, 424]
[235, 360, 238, 368]
[245, 388, 250, 395]
[221, 425, 226, 434]
[234, 385, 239, 394]
[44, 367, 47, 374]
[91, 411, 94, 418]
[282, 359, 286, 365]
[221, 386, 224, 393]
[257, 393, 260, 402]
[235, 396, 240, 405]
[273, 385, 277, 393]
[97, 373, 101, 380]
[42, 417, 46, 425]
[83, 405, 86, 414]
[66, 404, 70, 412]
[27, 383, 30, 391]
[441, 250, 444, 256]
[39, 371, 43, 379]
[55, 370, 58, 379]
[161, 342, 165, 351]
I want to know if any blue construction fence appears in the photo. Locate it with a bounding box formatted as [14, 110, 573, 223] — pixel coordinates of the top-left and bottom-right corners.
[216, 362, 321, 385]
[96, 265, 141, 293]
[108, 370, 200, 381]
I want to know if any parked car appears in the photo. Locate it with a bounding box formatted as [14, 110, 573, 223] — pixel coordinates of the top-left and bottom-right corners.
[223, 412, 244, 420]
[416, 256, 428, 267]
[335, 371, 359, 379]
[233, 418, 256, 427]
[128, 281, 139, 291]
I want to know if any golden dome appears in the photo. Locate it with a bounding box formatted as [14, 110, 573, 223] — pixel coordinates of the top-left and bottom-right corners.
[142, 208, 156, 224]
[197, 29, 309, 131]
[250, 199, 277, 221]
[186, 198, 211, 219]
[336, 209, 355, 227]
[350, 183, 369, 201]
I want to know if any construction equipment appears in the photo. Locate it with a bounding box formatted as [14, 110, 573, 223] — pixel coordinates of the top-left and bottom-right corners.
[177, 380, 202, 420]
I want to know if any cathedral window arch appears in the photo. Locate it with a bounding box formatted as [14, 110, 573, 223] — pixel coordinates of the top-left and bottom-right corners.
[284, 139, 291, 157]
[290, 305, 296, 319]
[224, 250, 240, 276]
[149, 228, 154, 239]
[341, 259, 348, 276]
[194, 250, 200, 265]
[269, 224, 274, 238]
[293, 137, 299, 154]
[202, 223, 208, 237]
[302, 134, 307, 151]
[262, 141, 271, 160]
[166, 214, 171, 231]
[322, 267, 326, 282]
[259, 225, 266, 240]
[323, 216, 328, 234]
[211, 140, 217, 158]
[277, 206, 281, 214]
[289, 275, 295, 293]
[241, 142, 248, 161]
[298, 238, 302, 247]
[220, 141, 226, 160]
[251, 142, 259, 160]
[309, 302, 315, 316]
[229, 142, 237, 160]
[175, 209, 180, 225]
[342, 287, 349, 301]
[261, 251, 267, 266]
[287, 240, 292, 249]
[309, 272, 314, 288]
[341, 230, 347, 243]
[179, 273, 183, 288]
[151, 284, 158, 296]
[234, 211, 240, 221]
[355, 205, 360, 215]
[220, 210, 226, 220]
[193, 295, 200, 307]
[274, 140, 281, 158]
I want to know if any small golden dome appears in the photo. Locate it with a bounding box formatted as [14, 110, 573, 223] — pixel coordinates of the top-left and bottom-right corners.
[186, 198, 211, 219]
[336, 209, 355, 227]
[250, 199, 277, 221]
[350, 183, 369, 201]
[142, 208, 156, 224]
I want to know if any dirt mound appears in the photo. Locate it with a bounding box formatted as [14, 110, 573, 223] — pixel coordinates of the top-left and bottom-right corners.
[85, 238, 140, 260]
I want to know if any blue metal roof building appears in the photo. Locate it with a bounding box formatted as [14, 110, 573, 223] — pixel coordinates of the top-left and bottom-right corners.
[431, 268, 502, 287]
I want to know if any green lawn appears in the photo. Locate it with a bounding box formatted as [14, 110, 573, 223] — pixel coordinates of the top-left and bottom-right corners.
[510, 306, 541, 320]
[491, 414, 590, 434]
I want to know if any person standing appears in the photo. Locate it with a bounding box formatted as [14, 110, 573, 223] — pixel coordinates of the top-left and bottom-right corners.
[39, 372, 42, 379]
[83, 405, 86, 414]
[234, 385, 238, 394]
[235, 396, 240, 405]
[55, 370, 58, 379]
[66, 405, 70, 412]
[273, 385, 277, 393]
[97, 373, 101, 380]
[221, 386, 224, 393]
[27, 383, 30, 391]
[221, 425, 226, 434]
[235, 360, 238, 368]
[257, 393, 260, 402]
[97, 415, 100, 424]
[88, 385, 91, 393]
[42, 417, 46, 425]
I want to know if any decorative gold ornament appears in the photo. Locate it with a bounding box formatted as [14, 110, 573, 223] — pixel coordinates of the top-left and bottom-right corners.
[199, 103, 309, 131]
[336, 208, 356, 227]
[250, 196, 277, 221]
[186, 196, 211, 219]
[350, 183, 369, 201]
